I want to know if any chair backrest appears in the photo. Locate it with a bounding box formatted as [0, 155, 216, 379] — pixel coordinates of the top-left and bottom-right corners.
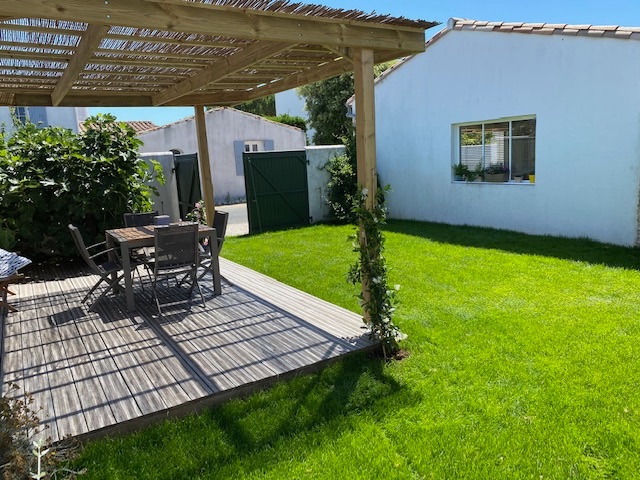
[153, 223, 199, 272]
[68, 224, 100, 274]
[123, 211, 159, 227]
[212, 210, 229, 252]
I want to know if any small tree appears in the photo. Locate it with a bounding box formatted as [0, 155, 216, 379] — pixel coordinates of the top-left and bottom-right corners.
[298, 73, 354, 145]
[0, 114, 163, 257]
[234, 95, 276, 116]
[297, 61, 396, 145]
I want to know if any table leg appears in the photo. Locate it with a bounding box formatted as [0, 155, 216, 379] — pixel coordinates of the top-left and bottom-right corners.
[105, 234, 120, 292]
[120, 241, 135, 311]
[209, 239, 222, 296]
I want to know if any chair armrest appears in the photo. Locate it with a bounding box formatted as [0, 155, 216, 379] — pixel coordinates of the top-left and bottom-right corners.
[87, 240, 107, 251]
[89, 247, 118, 261]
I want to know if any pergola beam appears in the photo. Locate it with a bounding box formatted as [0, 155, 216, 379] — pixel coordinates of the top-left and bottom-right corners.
[51, 24, 109, 106]
[1, 0, 426, 52]
[152, 41, 291, 106]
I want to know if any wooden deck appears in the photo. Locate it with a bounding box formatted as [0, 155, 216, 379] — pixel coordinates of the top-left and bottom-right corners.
[0, 257, 374, 442]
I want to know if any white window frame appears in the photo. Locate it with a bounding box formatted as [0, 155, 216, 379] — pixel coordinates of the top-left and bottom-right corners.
[454, 114, 536, 183]
[244, 140, 264, 153]
[14, 107, 29, 125]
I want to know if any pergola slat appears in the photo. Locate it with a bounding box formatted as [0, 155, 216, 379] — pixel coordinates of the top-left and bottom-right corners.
[153, 40, 291, 105]
[52, 24, 110, 106]
[2, 0, 429, 51]
[0, 1, 435, 107]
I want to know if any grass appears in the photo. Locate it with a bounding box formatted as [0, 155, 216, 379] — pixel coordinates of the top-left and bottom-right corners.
[72, 220, 640, 479]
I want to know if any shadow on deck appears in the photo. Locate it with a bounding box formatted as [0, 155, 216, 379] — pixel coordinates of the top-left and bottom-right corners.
[0, 257, 374, 442]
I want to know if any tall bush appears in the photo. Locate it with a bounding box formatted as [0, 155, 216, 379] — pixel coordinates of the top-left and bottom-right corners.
[0, 114, 163, 258]
[265, 113, 308, 131]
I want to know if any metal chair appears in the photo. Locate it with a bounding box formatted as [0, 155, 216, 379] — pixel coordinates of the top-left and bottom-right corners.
[69, 224, 124, 311]
[197, 210, 229, 282]
[123, 211, 158, 285]
[150, 222, 205, 314]
[123, 211, 159, 227]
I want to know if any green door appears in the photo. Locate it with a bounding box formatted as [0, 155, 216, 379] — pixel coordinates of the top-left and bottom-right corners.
[243, 150, 309, 234]
[174, 153, 202, 220]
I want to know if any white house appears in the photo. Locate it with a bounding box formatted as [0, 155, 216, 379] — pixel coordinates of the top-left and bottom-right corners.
[0, 106, 88, 133]
[349, 18, 640, 246]
[138, 107, 307, 204]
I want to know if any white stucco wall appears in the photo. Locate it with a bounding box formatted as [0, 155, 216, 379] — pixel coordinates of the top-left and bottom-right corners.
[44, 107, 84, 132]
[140, 152, 181, 221]
[305, 145, 345, 223]
[0, 107, 84, 134]
[373, 28, 640, 246]
[0, 108, 12, 132]
[137, 108, 307, 203]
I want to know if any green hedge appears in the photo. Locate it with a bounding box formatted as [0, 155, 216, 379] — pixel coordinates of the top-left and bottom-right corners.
[0, 114, 163, 258]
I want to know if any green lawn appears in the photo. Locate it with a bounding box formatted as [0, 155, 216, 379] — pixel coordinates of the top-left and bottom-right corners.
[74, 221, 640, 479]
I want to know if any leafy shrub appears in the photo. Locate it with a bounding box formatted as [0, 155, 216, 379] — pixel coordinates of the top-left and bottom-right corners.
[0, 114, 163, 258]
[324, 151, 357, 223]
[266, 114, 307, 131]
[323, 134, 383, 224]
[1, 384, 81, 480]
[348, 186, 402, 358]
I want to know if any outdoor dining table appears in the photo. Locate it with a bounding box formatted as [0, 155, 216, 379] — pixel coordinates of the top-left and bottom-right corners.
[105, 223, 220, 312]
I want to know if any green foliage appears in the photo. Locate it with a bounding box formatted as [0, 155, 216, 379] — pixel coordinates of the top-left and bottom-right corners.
[452, 163, 469, 177]
[265, 114, 307, 131]
[297, 62, 395, 145]
[348, 186, 401, 358]
[0, 384, 39, 479]
[234, 95, 276, 116]
[185, 199, 207, 225]
[1, 384, 81, 480]
[324, 151, 357, 223]
[298, 73, 354, 145]
[0, 114, 164, 258]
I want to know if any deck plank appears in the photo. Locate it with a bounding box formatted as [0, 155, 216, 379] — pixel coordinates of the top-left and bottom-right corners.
[1, 258, 375, 442]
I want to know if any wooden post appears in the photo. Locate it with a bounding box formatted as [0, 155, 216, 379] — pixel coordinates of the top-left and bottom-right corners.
[194, 105, 215, 227]
[353, 48, 376, 324]
[353, 48, 377, 208]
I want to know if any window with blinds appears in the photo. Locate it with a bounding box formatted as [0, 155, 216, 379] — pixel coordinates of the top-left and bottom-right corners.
[458, 117, 536, 182]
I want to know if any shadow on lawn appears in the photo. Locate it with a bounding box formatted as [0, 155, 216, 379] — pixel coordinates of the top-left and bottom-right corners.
[165, 353, 420, 479]
[385, 219, 640, 270]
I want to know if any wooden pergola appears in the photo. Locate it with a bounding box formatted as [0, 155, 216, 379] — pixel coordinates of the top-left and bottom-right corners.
[0, 0, 435, 311]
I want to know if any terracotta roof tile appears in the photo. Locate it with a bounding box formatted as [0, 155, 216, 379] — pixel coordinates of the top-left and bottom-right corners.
[441, 18, 640, 41]
[78, 120, 158, 134]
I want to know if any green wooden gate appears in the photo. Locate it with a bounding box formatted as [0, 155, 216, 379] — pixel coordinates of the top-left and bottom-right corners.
[174, 153, 202, 220]
[243, 150, 310, 234]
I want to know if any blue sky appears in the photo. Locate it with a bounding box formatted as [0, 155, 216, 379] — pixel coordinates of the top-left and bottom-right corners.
[89, 0, 640, 125]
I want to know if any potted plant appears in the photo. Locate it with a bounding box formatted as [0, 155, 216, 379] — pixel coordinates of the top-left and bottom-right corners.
[452, 163, 469, 181]
[483, 164, 509, 182]
[474, 163, 484, 182]
[528, 171, 536, 184]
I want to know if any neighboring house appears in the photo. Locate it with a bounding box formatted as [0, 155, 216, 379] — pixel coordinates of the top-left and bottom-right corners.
[348, 18, 640, 246]
[78, 120, 158, 135]
[0, 106, 88, 134]
[137, 107, 307, 204]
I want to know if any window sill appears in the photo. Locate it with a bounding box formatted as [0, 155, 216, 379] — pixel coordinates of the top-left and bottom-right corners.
[452, 180, 535, 185]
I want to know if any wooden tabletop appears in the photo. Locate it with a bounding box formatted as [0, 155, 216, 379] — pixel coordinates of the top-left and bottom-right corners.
[106, 224, 215, 248]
